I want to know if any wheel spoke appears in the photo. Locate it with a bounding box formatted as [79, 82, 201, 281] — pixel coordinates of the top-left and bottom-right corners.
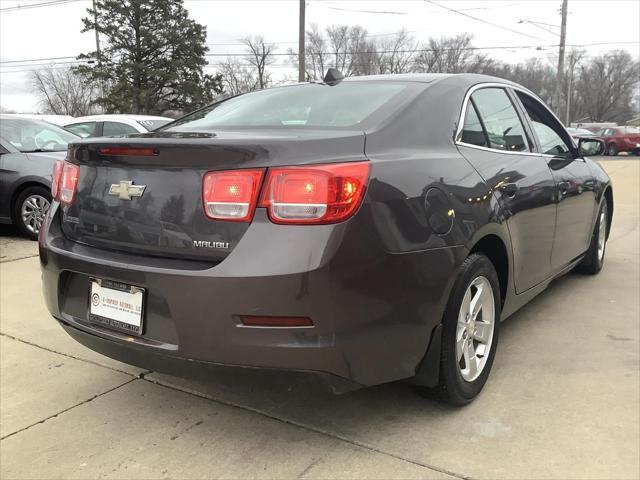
[459, 288, 472, 326]
[456, 333, 466, 362]
[469, 283, 483, 321]
[474, 322, 492, 343]
[465, 343, 479, 378]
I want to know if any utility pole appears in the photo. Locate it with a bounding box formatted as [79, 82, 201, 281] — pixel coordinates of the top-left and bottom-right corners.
[555, 0, 568, 120]
[92, 0, 104, 112]
[298, 0, 305, 82]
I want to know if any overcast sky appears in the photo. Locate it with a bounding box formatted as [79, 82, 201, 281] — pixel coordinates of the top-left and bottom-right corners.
[1, 0, 639, 113]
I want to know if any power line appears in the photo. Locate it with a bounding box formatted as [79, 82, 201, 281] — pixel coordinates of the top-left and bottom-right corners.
[2, 41, 638, 67]
[0, 55, 81, 65]
[519, 20, 560, 37]
[423, 0, 545, 41]
[0, 0, 85, 12]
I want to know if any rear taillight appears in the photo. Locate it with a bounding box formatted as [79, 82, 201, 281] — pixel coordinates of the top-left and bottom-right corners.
[259, 161, 370, 224]
[51, 160, 63, 200]
[58, 162, 80, 205]
[202, 169, 265, 222]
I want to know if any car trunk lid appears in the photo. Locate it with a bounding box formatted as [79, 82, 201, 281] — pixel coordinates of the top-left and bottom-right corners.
[59, 129, 366, 262]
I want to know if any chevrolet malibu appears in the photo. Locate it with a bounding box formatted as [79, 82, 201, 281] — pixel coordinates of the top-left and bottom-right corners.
[39, 73, 612, 405]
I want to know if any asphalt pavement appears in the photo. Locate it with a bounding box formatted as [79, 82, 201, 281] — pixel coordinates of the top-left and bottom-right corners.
[1, 157, 638, 479]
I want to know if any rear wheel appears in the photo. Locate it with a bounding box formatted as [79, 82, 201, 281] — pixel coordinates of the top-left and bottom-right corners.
[607, 143, 618, 156]
[577, 201, 608, 274]
[421, 253, 501, 406]
[14, 186, 51, 240]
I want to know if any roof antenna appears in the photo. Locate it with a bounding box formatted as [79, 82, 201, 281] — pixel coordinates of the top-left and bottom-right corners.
[323, 68, 344, 85]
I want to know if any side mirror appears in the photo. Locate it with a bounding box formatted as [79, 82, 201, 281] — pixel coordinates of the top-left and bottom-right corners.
[578, 138, 604, 157]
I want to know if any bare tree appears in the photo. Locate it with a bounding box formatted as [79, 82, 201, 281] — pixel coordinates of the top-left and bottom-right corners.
[375, 28, 419, 74]
[574, 51, 640, 122]
[30, 67, 98, 116]
[219, 58, 259, 96]
[289, 25, 418, 79]
[243, 36, 277, 89]
[414, 34, 493, 74]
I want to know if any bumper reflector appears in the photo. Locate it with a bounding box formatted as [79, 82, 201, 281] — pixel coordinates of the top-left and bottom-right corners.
[239, 315, 314, 327]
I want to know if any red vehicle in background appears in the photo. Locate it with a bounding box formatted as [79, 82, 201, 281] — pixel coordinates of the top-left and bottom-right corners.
[598, 126, 640, 156]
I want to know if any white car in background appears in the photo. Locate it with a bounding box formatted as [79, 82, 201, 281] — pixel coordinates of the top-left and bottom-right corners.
[62, 114, 173, 138]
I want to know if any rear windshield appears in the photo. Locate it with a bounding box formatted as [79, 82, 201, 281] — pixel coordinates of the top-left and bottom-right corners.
[137, 119, 171, 131]
[165, 82, 408, 131]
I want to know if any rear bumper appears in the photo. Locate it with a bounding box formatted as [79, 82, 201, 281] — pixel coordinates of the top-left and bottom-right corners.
[58, 319, 360, 393]
[40, 204, 465, 389]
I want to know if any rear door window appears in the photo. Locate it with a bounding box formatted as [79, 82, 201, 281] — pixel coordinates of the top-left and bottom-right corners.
[65, 121, 97, 138]
[470, 88, 530, 152]
[103, 122, 138, 136]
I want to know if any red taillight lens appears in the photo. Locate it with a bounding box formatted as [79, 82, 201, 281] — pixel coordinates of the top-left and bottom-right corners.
[202, 169, 265, 222]
[59, 162, 80, 205]
[51, 160, 63, 200]
[259, 161, 370, 224]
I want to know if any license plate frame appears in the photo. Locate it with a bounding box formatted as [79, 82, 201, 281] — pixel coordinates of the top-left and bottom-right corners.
[88, 278, 145, 336]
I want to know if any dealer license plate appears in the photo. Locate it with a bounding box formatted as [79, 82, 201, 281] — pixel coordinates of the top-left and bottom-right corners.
[89, 279, 144, 335]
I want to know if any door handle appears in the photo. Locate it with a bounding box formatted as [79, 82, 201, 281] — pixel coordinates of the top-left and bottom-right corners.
[499, 183, 518, 197]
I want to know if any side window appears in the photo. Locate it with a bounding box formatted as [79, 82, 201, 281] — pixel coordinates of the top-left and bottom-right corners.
[0, 143, 8, 154]
[516, 91, 572, 157]
[470, 88, 530, 152]
[103, 122, 138, 136]
[461, 101, 488, 147]
[65, 122, 96, 138]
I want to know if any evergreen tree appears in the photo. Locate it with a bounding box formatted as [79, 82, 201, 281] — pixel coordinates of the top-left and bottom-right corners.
[75, 0, 222, 114]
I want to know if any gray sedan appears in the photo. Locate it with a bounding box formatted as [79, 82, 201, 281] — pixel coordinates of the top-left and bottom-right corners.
[0, 116, 78, 238]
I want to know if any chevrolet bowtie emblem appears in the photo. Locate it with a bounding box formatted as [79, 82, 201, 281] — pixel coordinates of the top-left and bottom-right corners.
[108, 181, 146, 200]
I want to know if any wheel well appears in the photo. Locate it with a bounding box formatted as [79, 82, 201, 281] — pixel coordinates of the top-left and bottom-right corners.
[10, 182, 50, 221]
[470, 235, 508, 305]
[603, 186, 613, 238]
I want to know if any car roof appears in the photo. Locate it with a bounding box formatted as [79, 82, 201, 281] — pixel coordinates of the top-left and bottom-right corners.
[341, 72, 522, 88]
[65, 114, 172, 124]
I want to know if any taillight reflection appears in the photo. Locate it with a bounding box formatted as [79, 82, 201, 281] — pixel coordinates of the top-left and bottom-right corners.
[51, 160, 63, 200]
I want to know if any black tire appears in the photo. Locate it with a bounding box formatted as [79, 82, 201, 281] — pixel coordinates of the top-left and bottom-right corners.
[420, 253, 501, 406]
[607, 143, 618, 156]
[577, 201, 608, 275]
[13, 185, 51, 240]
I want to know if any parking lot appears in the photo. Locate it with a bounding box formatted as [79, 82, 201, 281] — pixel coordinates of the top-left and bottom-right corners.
[0, 157, 638, 479]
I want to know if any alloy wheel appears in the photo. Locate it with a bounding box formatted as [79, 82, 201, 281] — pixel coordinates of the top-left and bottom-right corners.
[456, 276, 495, 382]
[20, 194, 50, 235]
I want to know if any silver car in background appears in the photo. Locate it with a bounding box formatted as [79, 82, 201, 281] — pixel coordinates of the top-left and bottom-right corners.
[62, 114, 173, 138]
[0, 116, 79, 238]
